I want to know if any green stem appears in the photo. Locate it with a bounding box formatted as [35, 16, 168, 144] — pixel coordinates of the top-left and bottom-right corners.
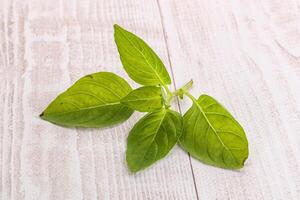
[181, 79, 193, 92]
[173, 79, 193, 99]
[163, 85, 172, 96]
[162, 79, 194, 108]
[182, 90, 198, 104]
[161, 85, 172, 108]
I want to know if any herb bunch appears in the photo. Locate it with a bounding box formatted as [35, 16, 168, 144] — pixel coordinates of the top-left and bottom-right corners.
[40, 24, 249, 172]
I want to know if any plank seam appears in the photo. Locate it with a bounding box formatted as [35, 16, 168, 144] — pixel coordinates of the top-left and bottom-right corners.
[155, 0, 200, 199]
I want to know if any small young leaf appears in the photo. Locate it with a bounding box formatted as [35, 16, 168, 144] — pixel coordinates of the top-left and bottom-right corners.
[126, 109, 182, 172]
[180, 94, 248, 169]
[40, 72, 133, 128]
[114, 24, 171, 86]
[121, 86, 163, 112]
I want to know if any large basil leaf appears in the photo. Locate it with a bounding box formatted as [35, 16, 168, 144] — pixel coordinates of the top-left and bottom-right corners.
[121, 86, 163, 112]
[114, 24, 171, 86]
[180, 94, 248, 169]
[126, 109, 182, 172]
[40, 72, 134, 128]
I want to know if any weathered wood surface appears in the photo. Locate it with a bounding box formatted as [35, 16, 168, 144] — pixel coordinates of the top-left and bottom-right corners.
[1, 0, 300, 199]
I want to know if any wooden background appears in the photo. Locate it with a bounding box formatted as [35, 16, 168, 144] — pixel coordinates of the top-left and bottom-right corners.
[1, 0, 300, 199]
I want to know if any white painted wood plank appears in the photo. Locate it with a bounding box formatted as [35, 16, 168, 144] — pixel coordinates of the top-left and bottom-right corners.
[0, 0, 197, 199]
[159, 0, 300, 199]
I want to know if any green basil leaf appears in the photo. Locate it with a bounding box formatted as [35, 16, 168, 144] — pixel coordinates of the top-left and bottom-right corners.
[121, 86, 163, 112]
[40, 72, 134, 128]
[114, 24, 171, 86]
[126, 109, 182, 172]
[180, 94, 249, 169]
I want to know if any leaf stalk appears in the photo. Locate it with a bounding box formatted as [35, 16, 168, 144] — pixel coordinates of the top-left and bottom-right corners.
[173, 79, 193, 99]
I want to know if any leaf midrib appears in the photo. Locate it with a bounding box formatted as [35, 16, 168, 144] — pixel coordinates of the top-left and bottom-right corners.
[118, 29, 167, 86]
[191, 99, 241, 166]
[44, 102, 121, 117]
[193, 101, 228, 150]
[138, 109, 167, 169]
[123, 96, 161, 103]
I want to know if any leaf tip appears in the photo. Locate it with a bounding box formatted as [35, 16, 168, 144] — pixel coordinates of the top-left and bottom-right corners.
[241, 155, 248, 167]
[113, 24, 121, 31]
[126, 161, 139, 173]
[39, 112, 45, 118]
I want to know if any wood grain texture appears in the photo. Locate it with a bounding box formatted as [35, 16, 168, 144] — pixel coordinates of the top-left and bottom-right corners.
[159, 0, 300, 199]
[0, 0, 197, 199]
[1, 0, 300, 199]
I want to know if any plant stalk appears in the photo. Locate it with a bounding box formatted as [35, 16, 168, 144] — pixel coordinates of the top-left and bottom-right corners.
[173, 79, 193, 99]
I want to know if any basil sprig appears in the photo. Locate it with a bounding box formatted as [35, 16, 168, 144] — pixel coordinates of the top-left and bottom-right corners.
[41, 24, 249, 172]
